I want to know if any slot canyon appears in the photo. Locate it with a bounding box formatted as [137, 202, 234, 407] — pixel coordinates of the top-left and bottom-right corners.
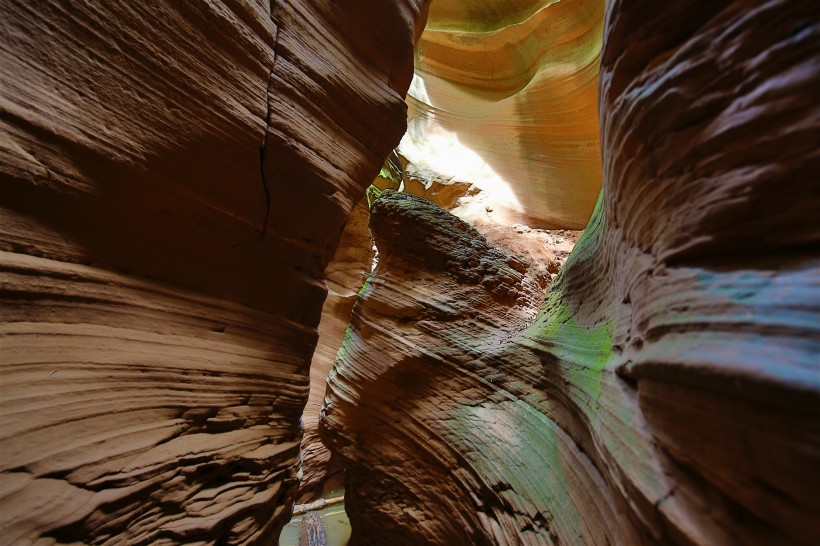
[1, 0, 818, 545]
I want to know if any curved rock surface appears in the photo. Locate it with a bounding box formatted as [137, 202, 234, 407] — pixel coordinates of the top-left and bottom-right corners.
[298, 199, 373, 503]
[320, 191, 570, 545]
[0, 0, 429, 543]
[321, 1, 820, 545]
[403, 0, 606, 228]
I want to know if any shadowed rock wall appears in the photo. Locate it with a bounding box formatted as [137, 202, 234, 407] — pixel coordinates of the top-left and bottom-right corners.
[298, 198, 373, 502]
[0, 0, 428, 543]
[321, 1, 820, 544]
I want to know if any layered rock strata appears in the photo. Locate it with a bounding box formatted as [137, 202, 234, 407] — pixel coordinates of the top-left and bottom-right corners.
[403, 0, 606, 228]
[298, 199, 373, 502]
[299, 149, 484, 502]
[299, 158, 577, 502]
[320, 191, 571, 545]
[321, 1, 820, 544]
[0, 0, 428, 543]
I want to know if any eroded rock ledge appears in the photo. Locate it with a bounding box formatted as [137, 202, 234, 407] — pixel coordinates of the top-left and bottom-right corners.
[321, 191, 558, 545]
[321, 1, 820, 544]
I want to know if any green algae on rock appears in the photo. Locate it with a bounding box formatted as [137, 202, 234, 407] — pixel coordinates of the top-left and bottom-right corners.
[320, 1, 820, 544]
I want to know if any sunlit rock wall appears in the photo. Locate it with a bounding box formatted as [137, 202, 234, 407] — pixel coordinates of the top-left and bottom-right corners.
[0, 0, 429, 543]
[403, 0, 606, 229]
[321, 1, 820, 544]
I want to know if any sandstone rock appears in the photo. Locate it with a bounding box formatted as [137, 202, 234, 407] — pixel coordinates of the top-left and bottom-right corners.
[402, 164, 479, 211]
[321, 1, 820, 544]
[371, 150, 480, 211]
[300, 164, 570, 503]
[320, 192, 572, 545]
[402, 0, 606, 228]
[298, 199, 373, 503]
[0, 0, 429, 543]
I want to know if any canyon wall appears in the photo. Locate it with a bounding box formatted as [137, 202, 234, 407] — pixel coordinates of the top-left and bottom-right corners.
[0, 0, 428, 543]
[321, 1, 820, 544]
[298, 199, 373, 502]
[403, 0, 606, 228]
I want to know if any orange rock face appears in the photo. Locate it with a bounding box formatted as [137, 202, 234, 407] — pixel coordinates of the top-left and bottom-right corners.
[0, 0, 428, 543]
[403, 0, 606, 228]
[321, 1, 820, 545]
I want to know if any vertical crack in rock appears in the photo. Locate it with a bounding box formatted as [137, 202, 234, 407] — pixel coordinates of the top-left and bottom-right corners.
[1, 0, 432, 543]
[259, 1, 280, 240]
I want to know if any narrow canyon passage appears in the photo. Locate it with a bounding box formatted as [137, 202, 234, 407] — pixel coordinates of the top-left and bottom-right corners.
[288, 160, 584, 544]
[1, 1, 818, 546]
[292, 1, 820, 544]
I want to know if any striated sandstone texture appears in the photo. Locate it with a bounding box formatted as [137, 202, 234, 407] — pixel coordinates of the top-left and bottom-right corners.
[321, 191, 562, 545]
[296, 156, 576, 502]
[298, 198, 373, 503]
[321, 1, 820, 545]
[0, 0, 428, 544]
[402, 0, 606, 228]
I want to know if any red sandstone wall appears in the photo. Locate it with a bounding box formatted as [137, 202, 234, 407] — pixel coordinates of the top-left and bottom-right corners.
[0, 1, 429, 543]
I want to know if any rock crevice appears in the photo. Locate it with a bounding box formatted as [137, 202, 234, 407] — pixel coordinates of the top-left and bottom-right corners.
[259, 10, 280, 239]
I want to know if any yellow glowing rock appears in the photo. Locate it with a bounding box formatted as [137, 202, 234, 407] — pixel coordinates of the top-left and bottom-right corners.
[405, 0, 605, 228]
